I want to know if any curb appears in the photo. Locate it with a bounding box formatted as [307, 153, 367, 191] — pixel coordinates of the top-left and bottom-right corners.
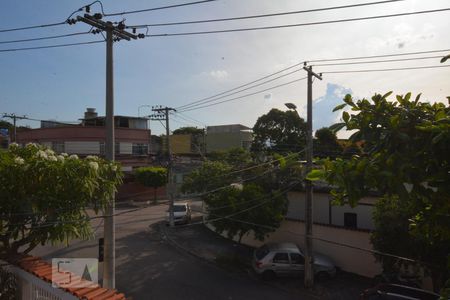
[158, 222, 216, 265]
[157, 223, 320, 299]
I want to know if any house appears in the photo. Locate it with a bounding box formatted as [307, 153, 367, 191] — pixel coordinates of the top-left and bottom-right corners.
[205, 124, 253, 153]
[16, 108, 151, 172]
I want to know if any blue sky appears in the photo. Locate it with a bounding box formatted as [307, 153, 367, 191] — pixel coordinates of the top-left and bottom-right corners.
[1, 0, 449, 136]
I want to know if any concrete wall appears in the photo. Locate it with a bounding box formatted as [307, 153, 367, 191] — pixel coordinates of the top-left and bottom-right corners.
[207, 219, 382, 278]
[287, 191, 376, 230]
[170, 134, 192, 154]
[241, 220, 382, 277]
[206, 131, 253, 153]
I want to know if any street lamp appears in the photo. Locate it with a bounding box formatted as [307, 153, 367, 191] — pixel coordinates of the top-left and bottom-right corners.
[285, 100, 314, 288]
[284, 102, 297, 110]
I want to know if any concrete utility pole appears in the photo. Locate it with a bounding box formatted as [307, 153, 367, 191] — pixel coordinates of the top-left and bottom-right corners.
[2, 113, 27, 143]
[75, 13, 138, 289]
[149, 106, 176, 227]
[303, 64, 322, 288]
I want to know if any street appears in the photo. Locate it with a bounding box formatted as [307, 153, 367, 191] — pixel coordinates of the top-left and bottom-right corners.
[31, 201, 311, 300]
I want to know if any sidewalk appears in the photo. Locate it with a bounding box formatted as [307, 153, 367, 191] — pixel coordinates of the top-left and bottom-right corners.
[159, 219, 374, 300]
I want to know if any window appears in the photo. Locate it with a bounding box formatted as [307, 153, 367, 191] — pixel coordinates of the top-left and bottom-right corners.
[290, 253, 304, 265]
[132, 143, 148, 155]
[100, 142, 105, 156]
[272, 253, 289, 264]
[255, 245, 270, 260]
[115, 142, 120, 155]
[51, 141, 65, 153]
[344, 212, 357, 228]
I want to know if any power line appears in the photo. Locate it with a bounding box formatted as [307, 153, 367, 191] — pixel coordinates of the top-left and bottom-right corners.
[0, 31, 92, 45]
[179, 77, 308, 112]
[104, 0, 217, 17]
[175, 48, 449, 111]
[321, 64, 450, 74]
[145, 8, 450, 37]
[0, 40, 104, 53]
[311, 55, 443, 66]
[130, 0, 405, 27]
[0, 21, 66, 34]
[178, 68, 303, 110]
[307, 48, 450, 63]
[173, 111, 207, 127]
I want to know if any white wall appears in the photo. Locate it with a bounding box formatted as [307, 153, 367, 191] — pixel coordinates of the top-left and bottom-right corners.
[287, 191, 376, 230]
[65, 141, 100, 154]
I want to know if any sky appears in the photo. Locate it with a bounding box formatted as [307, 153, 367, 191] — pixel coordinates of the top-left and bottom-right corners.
[0, 0, 449, 137]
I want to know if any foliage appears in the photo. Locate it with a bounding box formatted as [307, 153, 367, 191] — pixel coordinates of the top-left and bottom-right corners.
[0, 267, 16, 300]
[204, 184, 287, 243]
[317, 92, 450, 291]
[208, 148, 252, 169]
[314, 127, 343, 158]
[0, 143, 122, 261]
[134, 166, 167, 201]
[251, 108, 307, 154]
[181, 161, 233, 195]
[172, 126, 204, 136]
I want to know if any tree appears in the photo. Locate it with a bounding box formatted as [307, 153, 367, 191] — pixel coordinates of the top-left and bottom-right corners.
[314, 127, 343, 158]
[313, 92, 450, 291]
[208, 148, 252, 169]
[172, 126, 204, 136]
[251, 108, 307, 154]
[181, 161, 233, 195]
[0, 143, 122, 261]
[134, 166, 167, 202]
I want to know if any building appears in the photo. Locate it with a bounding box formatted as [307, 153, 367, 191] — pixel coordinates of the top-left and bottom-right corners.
[169, 133, 205, 156]
[16, 108, 151, 172]
[205, 124, 253, 153]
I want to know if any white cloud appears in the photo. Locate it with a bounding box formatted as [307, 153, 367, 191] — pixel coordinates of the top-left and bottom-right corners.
[208, 70, 229, 80]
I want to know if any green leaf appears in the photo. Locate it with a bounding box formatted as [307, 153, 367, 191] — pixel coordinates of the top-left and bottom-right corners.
[414, 93, 421, 104]
[381, 91, 393, 99]
[404, 92, 411, 102]
[343, 94, 355, 107]
[342, 111, 350, 123]
[306, 169, 325, 181]
[332, 103, 347, 112]
[329, 122, 346, 132]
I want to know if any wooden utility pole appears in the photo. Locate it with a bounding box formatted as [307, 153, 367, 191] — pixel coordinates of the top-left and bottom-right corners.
[149, 106, 176, 226]
[2, 113, 27, 143]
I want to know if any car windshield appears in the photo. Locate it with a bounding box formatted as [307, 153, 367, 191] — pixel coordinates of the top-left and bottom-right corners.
[173, 205, 187, 212]
[255, 245, 270, 260]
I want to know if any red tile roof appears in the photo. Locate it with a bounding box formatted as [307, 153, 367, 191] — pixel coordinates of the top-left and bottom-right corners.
[16, 256, 127, 300]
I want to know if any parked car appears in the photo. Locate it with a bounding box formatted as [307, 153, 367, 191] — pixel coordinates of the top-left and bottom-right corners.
[252, 242, 336, 280]
[360, 283, 441, 300]
[166, 202, 191, 225]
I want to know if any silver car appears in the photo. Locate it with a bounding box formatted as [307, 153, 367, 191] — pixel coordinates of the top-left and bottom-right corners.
[166, 202, 192, 224]
[252, 242, 336, 280]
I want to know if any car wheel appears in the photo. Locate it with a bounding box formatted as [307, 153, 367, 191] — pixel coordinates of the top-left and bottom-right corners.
[262, 270, 276, 281]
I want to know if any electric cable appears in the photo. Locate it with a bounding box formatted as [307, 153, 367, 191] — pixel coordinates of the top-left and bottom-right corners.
[145, 8, 450, 37]
[178, 77, 308, 112]
[0, 40, 104, 53]
[130, 0, 405, 27]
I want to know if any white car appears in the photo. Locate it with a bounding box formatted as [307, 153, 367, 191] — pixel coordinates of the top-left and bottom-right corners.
[166, 202, 191, 225]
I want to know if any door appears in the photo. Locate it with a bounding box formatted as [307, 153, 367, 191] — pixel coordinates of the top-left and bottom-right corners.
[271, 252, 291, 276]
[289, 252, 305, 276]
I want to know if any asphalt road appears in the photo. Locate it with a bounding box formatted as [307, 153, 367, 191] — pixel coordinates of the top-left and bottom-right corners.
[32, 201, 310, 300]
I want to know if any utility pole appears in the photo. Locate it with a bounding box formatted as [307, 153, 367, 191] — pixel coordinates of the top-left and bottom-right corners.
[149, 106, 176, 227]
[2, 113, 27, 143]
[74, 12, 139, 289]
[303, 64, 322, 288]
